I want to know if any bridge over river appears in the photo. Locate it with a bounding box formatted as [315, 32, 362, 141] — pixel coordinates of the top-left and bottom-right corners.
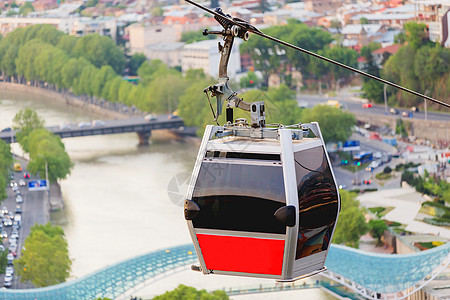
[0, 243, 448, 300]
[0, 115, 186, 146]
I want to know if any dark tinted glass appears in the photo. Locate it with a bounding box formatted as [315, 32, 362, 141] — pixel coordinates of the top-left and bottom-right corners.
[294, 146, 338, 260]
[192, 161, 286, 234]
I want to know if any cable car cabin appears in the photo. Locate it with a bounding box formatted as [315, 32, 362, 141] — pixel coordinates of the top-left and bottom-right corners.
[185, 122, 340, 281]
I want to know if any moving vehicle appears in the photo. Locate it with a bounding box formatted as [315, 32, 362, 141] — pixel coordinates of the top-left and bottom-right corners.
[93, 120, 105, 127]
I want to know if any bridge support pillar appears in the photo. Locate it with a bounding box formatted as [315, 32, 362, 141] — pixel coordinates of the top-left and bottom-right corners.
[137, 130, 151, 146]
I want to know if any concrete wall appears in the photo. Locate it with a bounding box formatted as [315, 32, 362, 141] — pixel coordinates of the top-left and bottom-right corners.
[356, 113, 449, 144]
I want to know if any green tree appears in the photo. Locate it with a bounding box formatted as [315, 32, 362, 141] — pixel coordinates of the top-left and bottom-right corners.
[300, 105, 356, 143]
[368, 219, 388, 246]
[12, 108, 45, 152]
[127, 52, 146, 76]
[360, 43, 384, 103]
[332, 190, 369, 248]
[15, 223, 71, 287]
[153, 284, 229, 300]
[72, 34, 125, 73]
[18, 2, 34, 16]
[27, 128, 73, 183]
[404, 22, 429, 50]
[240, 71, 260, 88]
[180, 30, 215, 44]
[0, 250, 7, 274]
[0, 140, 12, 202]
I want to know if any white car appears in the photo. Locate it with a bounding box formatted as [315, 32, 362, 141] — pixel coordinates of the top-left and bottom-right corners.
[15, 195, 23, 203]
[92, 120, 105, 127]
[78, 121, 91, 128]
[5, 266, 13, 276]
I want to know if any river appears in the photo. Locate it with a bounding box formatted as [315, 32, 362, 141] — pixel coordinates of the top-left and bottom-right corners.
[0, 88, 337, 299]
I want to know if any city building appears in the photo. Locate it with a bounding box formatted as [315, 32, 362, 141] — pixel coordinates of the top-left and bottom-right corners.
[70, 17, 117, 41]
[413, 0, 450, 47]
[181, 39, 241, 78]
[128, 24, 178, 54]
[145, 42, 185, 67]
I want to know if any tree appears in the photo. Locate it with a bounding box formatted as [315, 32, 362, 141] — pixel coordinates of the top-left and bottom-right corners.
[15, 223, 71, 287]
[127, 53, 146, 76]
[300, 105, 356, 143]
[332, 190, 368, 248]
[368, 219, 388, 246]
[153, 284, 229, 300]
[360, 43, 384, 103]
[0, 140, 12, 202]
[13, 108, 45, 152]
[27, 129, 74, 183]
[18, 2, 34, 16]
[404, 22, 429, 50]
[180, 30, 215, 44]
[240, 71, 260, 89]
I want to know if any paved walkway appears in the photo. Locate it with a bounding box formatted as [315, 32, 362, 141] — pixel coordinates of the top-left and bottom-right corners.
[358, 187, 450, 240]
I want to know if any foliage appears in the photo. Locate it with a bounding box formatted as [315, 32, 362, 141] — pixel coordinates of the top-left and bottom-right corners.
[13, 109, 73, 183]
[361, 43, 384, 103]
[382, 22, 450, 110]
[27, 128, 74, 183]
[383, 166, 392, 174]
[18, 2, 34, 16]
[240, 20, 334, 86]
[15, 222, 71, 287]
[127, 53, 146, 76]
[0, 250, 7, 274]
[0, 140, 12, 202]
[368, 219, 388, 244]
[332, 190, 369, 248]
[375, 172, 391, 180]
[240, 71, 260, 89]
[180, 30, 215, 44]
[412, 173, 450, 203]
[368, 207, 385, 217]
[152, 284, 229, 300]
[12, 108, 44, 153]
[401, 170, 414, 185]
[395, 119, 407, 137]
[300, 105, 356, 143]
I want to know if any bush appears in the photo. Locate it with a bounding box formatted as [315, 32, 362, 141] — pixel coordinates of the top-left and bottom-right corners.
[383, 166, 392, 174]
[401, 171, 414, 185]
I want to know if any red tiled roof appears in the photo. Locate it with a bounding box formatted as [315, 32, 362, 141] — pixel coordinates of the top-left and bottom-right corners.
[372, 44, 401, 55]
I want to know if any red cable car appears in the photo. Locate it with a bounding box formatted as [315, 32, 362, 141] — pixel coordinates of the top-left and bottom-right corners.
[183, 3, 340, 282]
[185, 122, 340, 281]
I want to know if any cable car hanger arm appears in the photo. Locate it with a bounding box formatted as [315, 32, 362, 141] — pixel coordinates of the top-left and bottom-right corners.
[185, 0, 450, 109]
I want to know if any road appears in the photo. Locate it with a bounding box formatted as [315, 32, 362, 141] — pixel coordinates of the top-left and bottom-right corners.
[331, 133, 401, 191]
[297, 93, 450, 121]
[2, 156, 48, 289]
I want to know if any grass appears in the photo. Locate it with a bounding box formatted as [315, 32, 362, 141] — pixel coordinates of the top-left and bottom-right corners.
[375, 173, 392, 180]
[368, 206, 394, 218]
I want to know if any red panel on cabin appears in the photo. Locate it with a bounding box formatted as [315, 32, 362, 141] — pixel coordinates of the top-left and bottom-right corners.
[196, 234, 285, 275]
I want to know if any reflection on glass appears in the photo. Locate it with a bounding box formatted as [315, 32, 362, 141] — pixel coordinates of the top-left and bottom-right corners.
[192, 161, 286, 234]
[294, 146, 338, 259]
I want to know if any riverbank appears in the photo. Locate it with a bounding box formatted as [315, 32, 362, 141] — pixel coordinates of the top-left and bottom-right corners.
[0, 82, 129, 120]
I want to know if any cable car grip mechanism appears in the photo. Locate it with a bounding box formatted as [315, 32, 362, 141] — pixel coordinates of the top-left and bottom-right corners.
[202, 8, 265, 128]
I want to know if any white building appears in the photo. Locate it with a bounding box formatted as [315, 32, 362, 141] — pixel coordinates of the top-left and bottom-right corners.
[127, 23, 178, 54]
[181, 39, 241, 78]
[146, 42, 185, 67]
[413, 0, 450, 47]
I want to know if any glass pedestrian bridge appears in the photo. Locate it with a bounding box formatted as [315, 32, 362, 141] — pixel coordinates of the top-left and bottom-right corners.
[1, 243, 449, 300]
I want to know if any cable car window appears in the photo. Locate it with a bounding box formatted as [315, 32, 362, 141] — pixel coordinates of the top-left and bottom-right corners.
[294, 146, 338, 259]
[192, 161, 286, 234]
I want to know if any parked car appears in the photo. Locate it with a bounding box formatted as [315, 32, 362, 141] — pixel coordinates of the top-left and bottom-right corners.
[15, 195, 23, 203]
[362, 103, 373, 108]
[10, 232, 18, 240]
[6, 253, 13, 264]
[0, 245, 5, 252]
[23, 172, 30, 179]
[1, 207, 8, 214]
[5, 267, 13, 276]
[1, 231, 7, 239]
[19, 179, 25, 187]
[15, 207, 22, 214]
[1, 127, 11, 133]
